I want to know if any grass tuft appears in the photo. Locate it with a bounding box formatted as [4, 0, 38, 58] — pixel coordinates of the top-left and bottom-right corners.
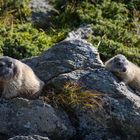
[40, 83, 103, 110]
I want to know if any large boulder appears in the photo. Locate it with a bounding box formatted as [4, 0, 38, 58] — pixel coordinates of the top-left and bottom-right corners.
[48, 68, 140, 139]
[24, 38, 103, 83]
[24, 26, 140, 139]
[73, 92, 140, 140]
[3, 27, 140, 139]
[0, 98, 75, 140]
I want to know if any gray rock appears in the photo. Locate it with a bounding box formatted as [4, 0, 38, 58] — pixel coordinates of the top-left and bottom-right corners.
[49, 68, 140, 139]
[24, 39, 103, 83]
[8, 135, 50, 140]
[0, 98, 75, 139]
[29, 0, 56, 28]
[19, 29, 140, 139]
[66, 25, 93, 40]
[75, 94, 140, 140]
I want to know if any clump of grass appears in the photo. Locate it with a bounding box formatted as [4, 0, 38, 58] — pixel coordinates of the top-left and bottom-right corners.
[40, 83, 106, 128]
[40, 83, 103, 110]
[0, 0, 31, 25]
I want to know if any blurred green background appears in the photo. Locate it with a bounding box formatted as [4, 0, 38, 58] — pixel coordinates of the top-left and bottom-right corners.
[0, 0, 139, 65]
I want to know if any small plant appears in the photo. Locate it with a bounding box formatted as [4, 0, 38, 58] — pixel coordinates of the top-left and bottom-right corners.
[41, 83, 103, 110]
[0, 0, 31, 25]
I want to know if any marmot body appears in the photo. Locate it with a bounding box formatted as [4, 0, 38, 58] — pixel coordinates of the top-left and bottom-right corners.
[0, 56, 44, 99]
[105, 54, 140, 92]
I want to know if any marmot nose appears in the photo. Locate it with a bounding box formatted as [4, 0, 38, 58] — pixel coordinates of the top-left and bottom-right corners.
[122, 67, 127, 72]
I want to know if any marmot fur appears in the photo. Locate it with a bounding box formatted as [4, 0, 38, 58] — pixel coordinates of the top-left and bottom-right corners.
[0, 56, 44, 99]
[105, 54, 140, 92]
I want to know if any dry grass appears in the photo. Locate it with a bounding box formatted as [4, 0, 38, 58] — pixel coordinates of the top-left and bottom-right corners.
[40, 83, 104, 110]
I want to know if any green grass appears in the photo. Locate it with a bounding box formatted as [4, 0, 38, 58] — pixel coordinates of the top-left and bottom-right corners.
[0, 23, 53, 59]
[0, 0, 140, 65]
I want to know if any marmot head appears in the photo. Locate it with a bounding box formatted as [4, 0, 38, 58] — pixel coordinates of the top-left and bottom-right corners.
[105, 54, 129, 73]
[0, 56, 17, 80]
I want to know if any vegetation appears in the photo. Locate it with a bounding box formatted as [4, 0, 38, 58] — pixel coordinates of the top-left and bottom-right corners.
[0, 0, 139, 65]
[0, 0, 68, 58]
[40, 83, 103, 110]
[50, 0, 140, 65]
[0, 23, 52, 58]
[0, 0, 31, 24]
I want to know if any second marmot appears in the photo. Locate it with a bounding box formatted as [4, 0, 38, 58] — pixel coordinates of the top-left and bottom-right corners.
[105, 54, 140, 92]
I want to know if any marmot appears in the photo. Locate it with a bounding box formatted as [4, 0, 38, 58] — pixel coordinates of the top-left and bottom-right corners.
[105, 54, 140, 92]
[0, 56, 44, 99]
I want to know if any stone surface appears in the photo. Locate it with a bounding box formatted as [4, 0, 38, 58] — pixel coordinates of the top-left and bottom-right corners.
[3, 27, 140, 139]
[66, 25, 93, 40]
[48, 68, 140, 139]
[8, 135, 50, 140]
[24, 39, 103, 83]
[29, 0, 55, 28]
[74, 94, 140, 140]
[0, 98, 75, 140]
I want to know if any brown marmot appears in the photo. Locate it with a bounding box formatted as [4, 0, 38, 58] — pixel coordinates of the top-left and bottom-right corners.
[0, 56, 44, 99]
[105, 54, 140, 92]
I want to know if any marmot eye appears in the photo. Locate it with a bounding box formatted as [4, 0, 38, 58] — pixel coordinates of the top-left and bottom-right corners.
[0, 62, 4, 67]
[117, 62, 121, 66]
[7, 62, 12, 67]
[0, 64, 3, 67]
